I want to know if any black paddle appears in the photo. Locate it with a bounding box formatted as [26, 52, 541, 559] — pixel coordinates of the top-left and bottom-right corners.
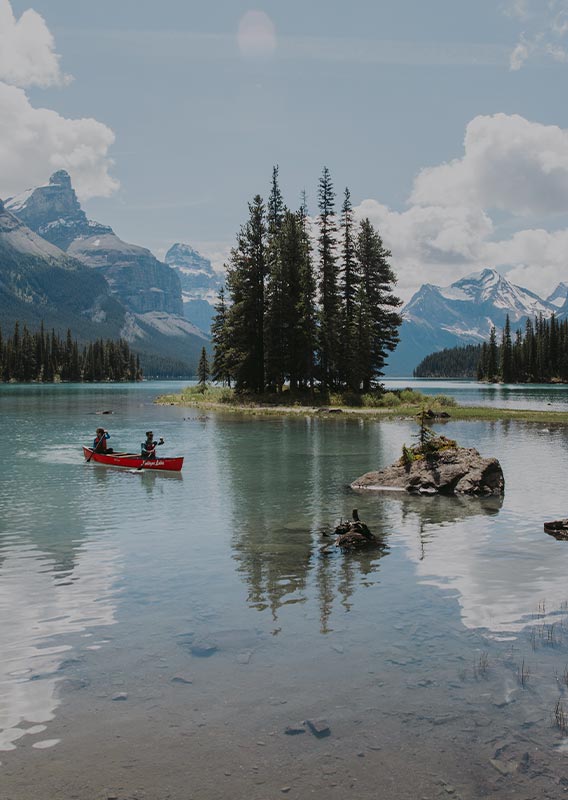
[86, 432, 107, 463]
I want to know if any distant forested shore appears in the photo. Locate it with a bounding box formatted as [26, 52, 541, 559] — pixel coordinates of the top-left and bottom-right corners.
[0, 322, 142, 383]
[414, 314, 568, 383]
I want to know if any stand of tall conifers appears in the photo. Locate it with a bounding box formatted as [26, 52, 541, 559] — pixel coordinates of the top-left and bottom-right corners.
[415, 313, 568, 383]
[211, 167, 402, 394]
[478, 313, 568, 383]
[0, 322, 142, 382]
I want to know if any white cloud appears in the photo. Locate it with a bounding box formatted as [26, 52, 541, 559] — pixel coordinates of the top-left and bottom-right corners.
[0, 0, 69, 87]
[411, 114, 568, 217]
[354, 113, 568, 302]
[0, 1, 117, 201]
[506, 0, 568, 69]
[0, 83, 118, 201]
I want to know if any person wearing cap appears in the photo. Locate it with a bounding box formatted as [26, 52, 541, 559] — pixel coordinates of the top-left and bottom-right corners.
[93, 428, 112, 453]
[141, 431, 164, 459]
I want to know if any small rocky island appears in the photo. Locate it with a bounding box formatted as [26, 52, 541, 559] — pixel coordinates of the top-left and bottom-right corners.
[352, 430, 504, 497]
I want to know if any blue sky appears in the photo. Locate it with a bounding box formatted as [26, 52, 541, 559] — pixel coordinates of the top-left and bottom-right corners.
[4, 0, 568, 298]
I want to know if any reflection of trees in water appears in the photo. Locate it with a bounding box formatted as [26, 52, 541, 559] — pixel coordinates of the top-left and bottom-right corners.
[315, 546, 388, 633]
[222, 417, 392, 629]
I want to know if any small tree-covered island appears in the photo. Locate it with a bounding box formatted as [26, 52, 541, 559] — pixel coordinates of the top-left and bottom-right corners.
[209, 166, 401, 398]
[161, 168, 568, 424]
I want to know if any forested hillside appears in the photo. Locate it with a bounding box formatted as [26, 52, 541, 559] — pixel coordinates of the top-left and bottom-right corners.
[0, 323, 142, 383]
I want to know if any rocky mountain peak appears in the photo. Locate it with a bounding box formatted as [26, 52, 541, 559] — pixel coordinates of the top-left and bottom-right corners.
[49, 170, 72, 188]
[6, 172, 111, 251]
[388, 268, 559, 375]
[165, 243, 215, 274]
[547, 282, 568, 308]
[164, 242, 224, 333]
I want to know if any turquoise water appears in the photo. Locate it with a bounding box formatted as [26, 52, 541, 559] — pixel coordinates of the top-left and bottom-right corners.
[2, 382, 568, 798]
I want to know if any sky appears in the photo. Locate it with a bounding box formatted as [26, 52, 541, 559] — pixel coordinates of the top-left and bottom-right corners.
[3, 0, 568, 300]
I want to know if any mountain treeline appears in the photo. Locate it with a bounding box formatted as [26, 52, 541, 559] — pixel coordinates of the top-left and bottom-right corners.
[414, 344, 483, 378]
[212, 167, 402, 394]
[0, 322, 142, 382]
[415, 314, 568, 383]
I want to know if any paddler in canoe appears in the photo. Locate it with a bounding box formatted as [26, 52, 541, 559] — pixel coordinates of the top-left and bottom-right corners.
[94, 427, 113, 454]
[141, 431, 164, 460]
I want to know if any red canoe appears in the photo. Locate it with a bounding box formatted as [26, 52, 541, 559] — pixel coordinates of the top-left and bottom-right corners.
[83, 447, 184, 472]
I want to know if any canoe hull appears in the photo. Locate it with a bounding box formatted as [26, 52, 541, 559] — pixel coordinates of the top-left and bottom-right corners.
[83, 447, 184, 472]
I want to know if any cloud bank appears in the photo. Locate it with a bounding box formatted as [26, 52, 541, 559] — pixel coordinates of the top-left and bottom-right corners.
[355, 113, 568, 301]
[0, 0, 117, 201]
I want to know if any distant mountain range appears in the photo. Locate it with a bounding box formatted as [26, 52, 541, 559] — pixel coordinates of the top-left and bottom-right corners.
[3, 172, 209, 375]
[386, 268, 568, 376]
[5, 172, 564, 381]
[164, 243, 223, 334]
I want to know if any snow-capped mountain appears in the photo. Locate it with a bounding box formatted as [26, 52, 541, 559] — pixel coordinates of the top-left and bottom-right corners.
[5, 172, 209, 374]
[547, 282, 568, 308]
[164, 243, 223, 334]
[7, 171, 183, 317]
[387, 268, 561, 376]
[0, 199, 126, 338]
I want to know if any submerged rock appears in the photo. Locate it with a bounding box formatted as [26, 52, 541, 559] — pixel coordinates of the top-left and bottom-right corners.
[305, 718, 331, 738]
[352, 446, 504, 496]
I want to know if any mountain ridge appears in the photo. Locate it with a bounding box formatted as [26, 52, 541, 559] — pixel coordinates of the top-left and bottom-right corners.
[386, 268, 565, 376]
[4, 172, 209, 374]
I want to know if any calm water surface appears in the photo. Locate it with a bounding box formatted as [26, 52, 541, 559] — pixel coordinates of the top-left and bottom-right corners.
[2, 381, 568, 799]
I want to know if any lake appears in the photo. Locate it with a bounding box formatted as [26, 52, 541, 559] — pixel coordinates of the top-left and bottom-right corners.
[2, 381, 568, 799]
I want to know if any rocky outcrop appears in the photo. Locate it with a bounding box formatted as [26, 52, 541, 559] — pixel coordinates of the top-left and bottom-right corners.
[351, 447, 504, 496]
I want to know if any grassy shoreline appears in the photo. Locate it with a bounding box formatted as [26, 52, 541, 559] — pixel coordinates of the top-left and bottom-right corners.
[156, 386, 568, 423]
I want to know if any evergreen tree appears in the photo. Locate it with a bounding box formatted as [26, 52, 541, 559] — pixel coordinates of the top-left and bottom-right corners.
[267, 165, 284, 234]
[296, 192, 317, 391]
[264, 165, 287, 390]
[197, 346, 210, 388]
[338, 187, 359, 388]
[500, 314, 513, 383]
[354, 218, 402, 390]
[224, 195, 268, 392]
[211, 287, 232, 386]
[316, 166, 340, 390]
[487, 326, 498, 381]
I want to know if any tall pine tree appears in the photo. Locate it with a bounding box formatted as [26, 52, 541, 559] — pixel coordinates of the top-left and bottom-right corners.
[316, 167, 340, 390]
[225, 195, 268, 392]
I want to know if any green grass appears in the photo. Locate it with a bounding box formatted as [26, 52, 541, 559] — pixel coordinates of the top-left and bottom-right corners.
[156, 385, 568, 422]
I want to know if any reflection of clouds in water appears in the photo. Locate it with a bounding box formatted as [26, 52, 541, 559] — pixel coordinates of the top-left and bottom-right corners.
[399, 507, 568, 637]
[0, 540, 119, 751]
